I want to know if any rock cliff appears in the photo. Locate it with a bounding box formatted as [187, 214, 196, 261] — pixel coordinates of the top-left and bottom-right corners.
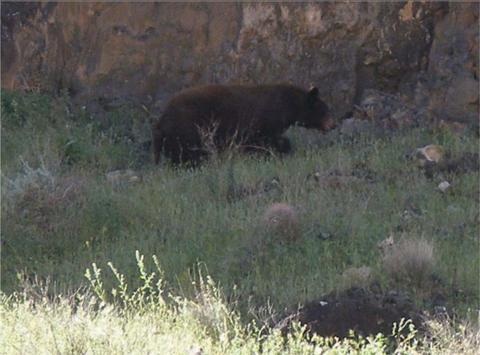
[1, 2, 478, 122]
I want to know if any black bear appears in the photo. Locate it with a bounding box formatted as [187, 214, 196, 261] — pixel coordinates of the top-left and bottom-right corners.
[153, 84, 336, 165]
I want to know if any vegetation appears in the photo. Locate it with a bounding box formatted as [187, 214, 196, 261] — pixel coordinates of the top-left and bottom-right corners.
[1, 91, 479, 353]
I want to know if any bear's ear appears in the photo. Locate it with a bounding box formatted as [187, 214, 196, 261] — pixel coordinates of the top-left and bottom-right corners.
[307, 87, 319, 106]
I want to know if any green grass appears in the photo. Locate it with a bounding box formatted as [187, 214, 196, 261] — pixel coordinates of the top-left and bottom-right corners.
[1, 90, 479, 352]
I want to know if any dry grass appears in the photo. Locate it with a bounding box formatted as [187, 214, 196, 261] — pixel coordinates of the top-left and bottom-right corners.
[381, 236, 435, 287]
[5, 173, 87, 236]
[2, 262, 479, 354]
[262, 203, 301, 243]
[420, 317, 480, 355]
[196, 119, 246, 162]
[339, 266, 373, 290]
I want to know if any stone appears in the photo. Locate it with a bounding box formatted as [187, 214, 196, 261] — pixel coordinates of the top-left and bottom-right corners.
[415, 144, 445, 164]
[438, 181, 451, 193]
[340, 118, 375, 136]
[1, 3, 477, 126]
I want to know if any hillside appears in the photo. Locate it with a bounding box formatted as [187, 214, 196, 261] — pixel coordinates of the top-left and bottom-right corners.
[1, 91, 479, 353]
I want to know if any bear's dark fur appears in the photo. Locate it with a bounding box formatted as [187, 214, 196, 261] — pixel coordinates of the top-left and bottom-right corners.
[153, 84, 336, 165]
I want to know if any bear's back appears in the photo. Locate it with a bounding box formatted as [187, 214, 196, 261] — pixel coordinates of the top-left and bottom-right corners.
[163, 84, 305, 123]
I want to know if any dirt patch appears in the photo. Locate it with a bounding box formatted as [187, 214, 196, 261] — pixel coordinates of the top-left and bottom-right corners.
[422, 152, 479, 179]
[307, 165, 377, 190]
[276, 287, 424, 338]
[226, 176, 282, 203]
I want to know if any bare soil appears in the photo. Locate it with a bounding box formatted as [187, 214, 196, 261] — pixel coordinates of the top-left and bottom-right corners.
[276, 287, 426, 338]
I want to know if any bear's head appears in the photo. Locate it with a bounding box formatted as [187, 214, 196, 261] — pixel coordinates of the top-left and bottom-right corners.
[299, 87, 336, 132]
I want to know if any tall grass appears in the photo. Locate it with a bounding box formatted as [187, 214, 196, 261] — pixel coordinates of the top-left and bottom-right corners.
[2, 253, 478, 354]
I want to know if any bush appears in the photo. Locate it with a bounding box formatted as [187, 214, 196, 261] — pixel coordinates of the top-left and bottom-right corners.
[381, 236, 435, 288]
[262, 203, 301, 244]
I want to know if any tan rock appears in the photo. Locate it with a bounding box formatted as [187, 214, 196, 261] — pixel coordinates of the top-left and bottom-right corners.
[415, 144, 445, 164]
[106, 169, 142, 186]
[438, 181, 451, 193]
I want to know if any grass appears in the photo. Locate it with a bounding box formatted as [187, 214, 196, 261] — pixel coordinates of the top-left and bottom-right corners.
[1, 90, 479, 352]
[1, 252, 478, 354]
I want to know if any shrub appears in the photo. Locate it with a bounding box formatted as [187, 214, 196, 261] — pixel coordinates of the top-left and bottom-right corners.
[2, 158, 57, 207]
[381, 236, 435, 288]
[262, 203, 301, 244]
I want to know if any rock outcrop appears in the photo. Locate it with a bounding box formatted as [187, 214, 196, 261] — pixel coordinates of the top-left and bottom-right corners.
[1, 2, 478, 122]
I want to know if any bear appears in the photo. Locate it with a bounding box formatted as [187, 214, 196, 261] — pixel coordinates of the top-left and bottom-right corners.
[152, 84, 336, 165]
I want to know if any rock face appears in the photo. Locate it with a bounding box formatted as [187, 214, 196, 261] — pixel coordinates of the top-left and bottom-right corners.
[1, 2, 478, 122]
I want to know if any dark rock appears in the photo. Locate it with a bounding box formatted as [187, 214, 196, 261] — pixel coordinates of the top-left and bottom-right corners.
[422, 152, 479, 179]
[309, 166, 377, 189]
[353, 89, 423, 129]
[339, 118, 376, 136]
